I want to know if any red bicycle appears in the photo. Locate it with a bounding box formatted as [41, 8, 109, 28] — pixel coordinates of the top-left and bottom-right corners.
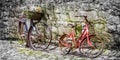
[59, 16, 104, 57]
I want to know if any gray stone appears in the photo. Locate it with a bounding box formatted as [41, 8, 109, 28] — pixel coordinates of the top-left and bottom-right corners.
[94, 0, 109, 4]
[0, 0, 120, 53]
[112, 34, 120, 45]
[115, 51, 120, 57]
[80, 3, 92, 11]
[107, 24, 117, 33]
[27, 56, 36, 60]
[41, 58, 49, 60]
[101, 2, 110, 11]
[117, 24, 120, 33]
[98, 11, 108, 19]
[108, 0, 120, 16]
[79, 0, 94, 3]
[110, 0, 120, 5]
[107, 15, 120, 25]
[111, 9, 120, 16]
[76, 10, 98, 20]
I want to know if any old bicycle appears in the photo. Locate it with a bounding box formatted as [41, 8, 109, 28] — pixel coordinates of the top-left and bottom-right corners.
[17, 6, 52, 50]
[27, 10, 52, 50]
[59, 15, 104, 58]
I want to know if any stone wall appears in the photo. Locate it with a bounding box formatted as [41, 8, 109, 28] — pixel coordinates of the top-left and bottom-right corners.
[45, 0, 120, 49]
[0, 0, 120, 48]
[0, 0, 21, 39]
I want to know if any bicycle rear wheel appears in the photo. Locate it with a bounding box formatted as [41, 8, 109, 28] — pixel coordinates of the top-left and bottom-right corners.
[79, 35, 104, 58]
[27, 22, 52, 50]
[59, 34, 72, 55]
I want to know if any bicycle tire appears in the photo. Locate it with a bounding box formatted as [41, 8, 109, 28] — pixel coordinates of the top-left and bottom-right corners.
[27, 22, 52, 50]
[59, 34, 72, 55]
[79, 35, 104, 58]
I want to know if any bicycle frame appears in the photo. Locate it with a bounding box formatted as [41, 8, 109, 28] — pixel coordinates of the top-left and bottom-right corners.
[76, 23, 93, 48]
[62, 22, 93, 49]
[59, 16, 104, 57]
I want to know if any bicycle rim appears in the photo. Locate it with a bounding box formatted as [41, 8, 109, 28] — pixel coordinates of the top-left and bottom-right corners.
[27, 22, 52, 50]
[59, 34, 72, 55]
[79, 35, 104, 58]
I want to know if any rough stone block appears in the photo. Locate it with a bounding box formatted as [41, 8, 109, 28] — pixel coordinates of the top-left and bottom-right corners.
[80, 3, 92, 11]
[111, 9, 120, 16]
[98, 11, 108, 19]
[81, 0, 94, 3]
[112, 34, 120, 44]
[117, 24, 120, 34]
[107, 24, 117, 33]
[2, 19, 8, 22]
[107, 15, 120, 25]
[3, 12, 9, 17]
[76, 10, 98, 20]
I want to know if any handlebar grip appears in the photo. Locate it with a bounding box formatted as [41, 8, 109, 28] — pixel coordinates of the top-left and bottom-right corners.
[75, 15, 93, 27]
[74, 15, 88, 22]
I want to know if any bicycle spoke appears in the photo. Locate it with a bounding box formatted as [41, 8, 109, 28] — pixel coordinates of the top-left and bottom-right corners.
[79, 35, 104, 58]
[59, 34, 72, 55]
[27, 22, 52, 50]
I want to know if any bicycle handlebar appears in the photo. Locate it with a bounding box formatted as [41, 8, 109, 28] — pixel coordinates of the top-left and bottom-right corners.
[74, 15, 87, 18]
[75, 15, 88, 22]
[74, 15, 95, 33]
[75, 15, 92, 27]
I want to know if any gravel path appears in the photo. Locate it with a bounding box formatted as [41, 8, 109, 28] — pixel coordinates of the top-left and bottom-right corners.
[0, 40, 119, 60]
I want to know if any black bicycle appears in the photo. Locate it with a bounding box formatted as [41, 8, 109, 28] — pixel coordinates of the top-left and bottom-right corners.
[26, 11, 52, 50]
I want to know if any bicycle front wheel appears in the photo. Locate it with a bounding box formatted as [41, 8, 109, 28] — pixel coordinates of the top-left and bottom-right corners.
[27, 22, 52, 50]
[59, 34, 72, 55]
[79, 35, 104, 58]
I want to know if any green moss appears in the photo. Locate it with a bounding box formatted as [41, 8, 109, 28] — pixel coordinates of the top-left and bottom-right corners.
[89, 19, 111, 44]
[18, 39, 25, 45]
[89, 19, 107, 32]
[34, 51, 42, 55]
[19, 48, 29, 54]
[18, 47, 42, 56]
[65, 13, 73, 22]
[75, 24, 82, 37]
[23, 6, 48, 21]
[9, 39, 13, 44]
